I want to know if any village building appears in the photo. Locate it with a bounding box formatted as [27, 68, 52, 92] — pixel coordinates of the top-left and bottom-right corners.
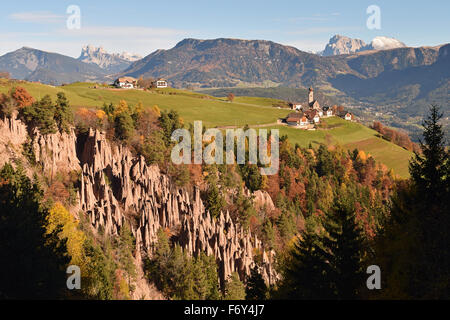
[114, 77, 137, 89]
[152, 78, 168, 88]
[305, 109, 320, 124]
[344, 112, 355, 121]
[308, 87, 321, 110]
[286, 112, 303, 126]
[299, 115, 309, 127]
[283, 87, 354, 128]
[323, 106, 333, 117]
[289, 102, 302, 111]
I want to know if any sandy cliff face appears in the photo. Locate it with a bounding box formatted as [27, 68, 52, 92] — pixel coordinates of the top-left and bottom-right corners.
[77, 128, 278, 286]
[0, 116, 278, 288]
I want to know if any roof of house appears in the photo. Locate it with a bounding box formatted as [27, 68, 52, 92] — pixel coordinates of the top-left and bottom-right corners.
[116, 76, 136, 83]
[304, 109, 318, 120]
[287, 112, 303, 119]
[286, 117, 300, 123]
[309, 100, 320, 108]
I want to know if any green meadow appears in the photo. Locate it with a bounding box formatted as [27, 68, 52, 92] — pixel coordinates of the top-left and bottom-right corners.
[0, 80, 412, 177]
[0, 81, 290, 127]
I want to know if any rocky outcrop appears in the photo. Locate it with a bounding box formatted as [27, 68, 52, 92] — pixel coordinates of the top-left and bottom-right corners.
[252, 190, 276, 212]
[0, 114, 28, 168]
[0, 116, 278, 288]
[32, 128, 81, 174]
[77, 128, 278, 286]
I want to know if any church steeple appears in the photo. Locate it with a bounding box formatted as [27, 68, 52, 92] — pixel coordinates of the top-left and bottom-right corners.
[308, 87, 314, 104]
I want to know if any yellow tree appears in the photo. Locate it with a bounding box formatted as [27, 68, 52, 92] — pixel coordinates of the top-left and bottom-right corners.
[47, 203, 86, 269]
[114, 100, 129, 116]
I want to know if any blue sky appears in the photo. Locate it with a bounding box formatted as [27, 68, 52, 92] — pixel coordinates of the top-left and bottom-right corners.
[1, 0, 449, 57]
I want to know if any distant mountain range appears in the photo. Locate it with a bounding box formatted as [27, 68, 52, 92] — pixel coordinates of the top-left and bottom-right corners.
[77, 45, 142, 73]
[121, 37, 444, 92]
[319, 35, 406, 56]
[0, 38, 447, 129]
[0, 47, 108, 85]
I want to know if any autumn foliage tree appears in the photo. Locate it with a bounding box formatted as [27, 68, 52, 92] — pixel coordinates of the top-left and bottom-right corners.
[372, 121, 419, 152]
[10, 86, 34, 108]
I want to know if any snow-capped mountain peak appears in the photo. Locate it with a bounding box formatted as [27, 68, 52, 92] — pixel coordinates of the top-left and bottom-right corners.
[369, 36, 406, 50]
[319, 35, 407, 56]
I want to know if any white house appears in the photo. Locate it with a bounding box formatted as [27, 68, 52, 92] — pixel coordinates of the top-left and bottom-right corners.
[322, 107, 333, 117]
[286, 113, 302, 126]
[114, 77, 137, 89]
[344, 112, 354, 121]
[153, 78, 168, 88]
[299, 116, 309, 127]
[290, 102, 302, 111]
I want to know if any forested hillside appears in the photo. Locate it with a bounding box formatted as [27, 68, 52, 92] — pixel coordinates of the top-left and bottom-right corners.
[0, 84, 448, 299]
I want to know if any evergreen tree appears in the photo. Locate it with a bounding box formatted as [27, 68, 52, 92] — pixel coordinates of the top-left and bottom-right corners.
[114, 111, 135, 141]
[54, 92, 74, 133]
[279, 194, 364, 300]
[159, 110, 184, 146]
[322, 197, 365, 299]
[116, 224, 137, 284]
[316, 144, 334, 177]
[377, 105, 450, 298]
[279, 221, 332, 299]
[224, 272, 246, 300]
[0, 163, 70, 299]
[83, 238, 116, 300]
[245, 266, 268, 300]
[22, 95, 57, 134]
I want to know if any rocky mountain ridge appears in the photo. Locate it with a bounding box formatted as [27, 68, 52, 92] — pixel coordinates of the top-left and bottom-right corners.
[0, 47, 108, 85]
[78, 45, 142, 73]
[320, 35, 406, 56]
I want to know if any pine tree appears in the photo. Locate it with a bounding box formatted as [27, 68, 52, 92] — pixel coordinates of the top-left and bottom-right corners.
[21, 94, 57, 134]
[114, 111, 135, 141]
[410, 105, 449, 205]
[224, 272, 246, 300]
[279, 194, 364, 300]
[280, 222, 333, 299]
[322, 197, 365, 299]
[245, 266, 268, 300]
[54, 92, 73, 133]
[378, 105, 450, 298]
[0, 163, 70, 299]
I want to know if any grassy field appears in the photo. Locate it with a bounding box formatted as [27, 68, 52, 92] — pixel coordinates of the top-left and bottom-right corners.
[0, 81, 290, 127]
[0, 80, 412, 177]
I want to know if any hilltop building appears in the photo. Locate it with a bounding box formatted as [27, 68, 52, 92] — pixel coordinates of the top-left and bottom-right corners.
[344, 112, 355, 121]
[152, 78, 168, 88]
[308, 88, 321, 110]
[283, 87, 354, 129]
[114, 77, 137, 89]
[286, 112, 303, 126]
[323, 106, 333, 117]
[289, 102, 302, 110]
